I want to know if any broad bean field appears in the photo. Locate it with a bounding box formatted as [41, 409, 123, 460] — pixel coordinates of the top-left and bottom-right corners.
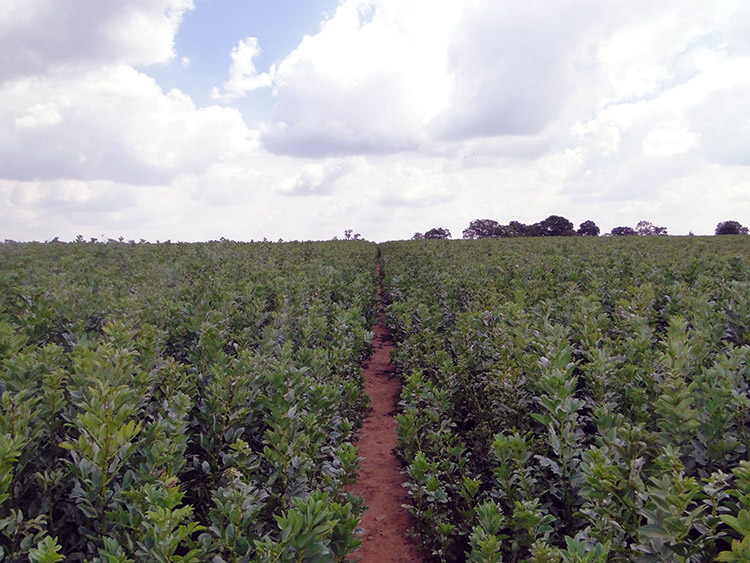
[381, 236, 750, 562]
[0, 241, 377, 562]
[1, 236, 749, 562]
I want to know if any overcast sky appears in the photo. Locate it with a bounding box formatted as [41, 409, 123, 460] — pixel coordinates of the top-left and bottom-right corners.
[1, 0, 749, 242]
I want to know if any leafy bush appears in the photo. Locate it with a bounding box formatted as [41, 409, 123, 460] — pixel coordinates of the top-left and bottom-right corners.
[382, 236, 750, 561]
[0, 240, 377, 561]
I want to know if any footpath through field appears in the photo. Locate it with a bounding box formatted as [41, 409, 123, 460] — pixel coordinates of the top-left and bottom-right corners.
[348, 255, 422, 562]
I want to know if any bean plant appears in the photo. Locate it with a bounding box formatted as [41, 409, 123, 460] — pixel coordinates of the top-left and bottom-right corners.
[382, 236, 750, 561]
[0, 240, 377, 561]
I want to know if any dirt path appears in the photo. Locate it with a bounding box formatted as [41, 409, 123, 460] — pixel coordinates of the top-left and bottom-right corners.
[348, 258, 422, 562]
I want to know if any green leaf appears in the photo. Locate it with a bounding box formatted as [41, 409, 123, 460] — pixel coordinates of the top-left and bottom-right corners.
[28, 536, 65, 563]
[638, 524, 671, 539]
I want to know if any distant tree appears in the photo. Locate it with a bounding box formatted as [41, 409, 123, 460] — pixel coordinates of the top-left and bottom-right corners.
[502, 221, 526, 237]
[412, 232, 424, 240]
[610, 226, 637, 236]
[578, 220, 600, 236]
[463, 219, 504, 239]
[344, 229, 353, 240]
[424, 227, 451, 239]
[522, 222, 543, 237]
[538, 215, 576, 237]
[715, 220, 749, 235]
[636, 220, 668, 236]
[636, 221, 652, 235]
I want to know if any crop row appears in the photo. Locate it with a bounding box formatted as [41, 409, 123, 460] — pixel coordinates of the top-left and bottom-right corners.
[381, 236, 750, 562]
[0, 240, 377, 562]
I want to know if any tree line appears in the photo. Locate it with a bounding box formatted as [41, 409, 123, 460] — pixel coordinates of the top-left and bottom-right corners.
[412, 217, 748, 240]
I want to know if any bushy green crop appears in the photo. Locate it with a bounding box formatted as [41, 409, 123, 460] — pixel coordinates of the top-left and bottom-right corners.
[0, 240, 377, 562]
[382, 236, 750, 562]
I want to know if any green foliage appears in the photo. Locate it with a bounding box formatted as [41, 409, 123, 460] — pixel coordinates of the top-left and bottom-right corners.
[255, 491, 362, 562]
[467, 501, 506, 563]
[28, 536, 64, 563]
[381, 235, 750, 561]
[0, 240, 377, 561]
[2, 234, 749, 561]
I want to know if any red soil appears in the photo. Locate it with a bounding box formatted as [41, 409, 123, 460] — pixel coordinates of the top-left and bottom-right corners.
[348, 263, 422, 562]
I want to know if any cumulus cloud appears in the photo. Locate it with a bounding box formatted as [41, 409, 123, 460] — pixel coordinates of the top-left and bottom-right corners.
[430, 1, 607, 141]
[0, 0, 297, 242]
[211, 37, 273, 101]
[1, 0, 748, 242]
[278, 158, 361, 195]
[7, 181, 135, 215]
[557, 0, 750, 204]
[0, 0, 194, 81]
[0, 179, 142, 240]
[689, 80, 750, 166]
[260, 0, 619, 154]
[260, 0, 750, 166]
[0, 65, 258, 184]
[261, 0, 458, 157]
[641, 129, 699, 157]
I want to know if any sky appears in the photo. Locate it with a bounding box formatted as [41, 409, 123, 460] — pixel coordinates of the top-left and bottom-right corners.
[1, 0, 749, 242]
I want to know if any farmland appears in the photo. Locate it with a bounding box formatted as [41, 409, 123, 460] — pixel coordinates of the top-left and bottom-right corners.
[381, 236, 750, 561]
[1, 235, 749, 562]
[0, 240, 377, 561]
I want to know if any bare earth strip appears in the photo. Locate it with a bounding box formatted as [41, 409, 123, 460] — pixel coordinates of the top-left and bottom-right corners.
[348, 260, 422, 562]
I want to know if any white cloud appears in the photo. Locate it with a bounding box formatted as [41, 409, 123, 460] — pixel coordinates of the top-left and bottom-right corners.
[278, 157, 361, 195]
[0, 179, 141, 240]
[688, 76, 750, 166]
[261, 0, 458, 156]
[0, 65, 259, 184]
[14, 102, 62, 130]
[369, 159, 457, 208]
[0, 0, 194, 81]
[211, 37, 273, 101]
[641, 129, 699, 157]
[560, 2, 750, 205]
[1, 0, 749, 243]
[430, 0, 610, 141]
